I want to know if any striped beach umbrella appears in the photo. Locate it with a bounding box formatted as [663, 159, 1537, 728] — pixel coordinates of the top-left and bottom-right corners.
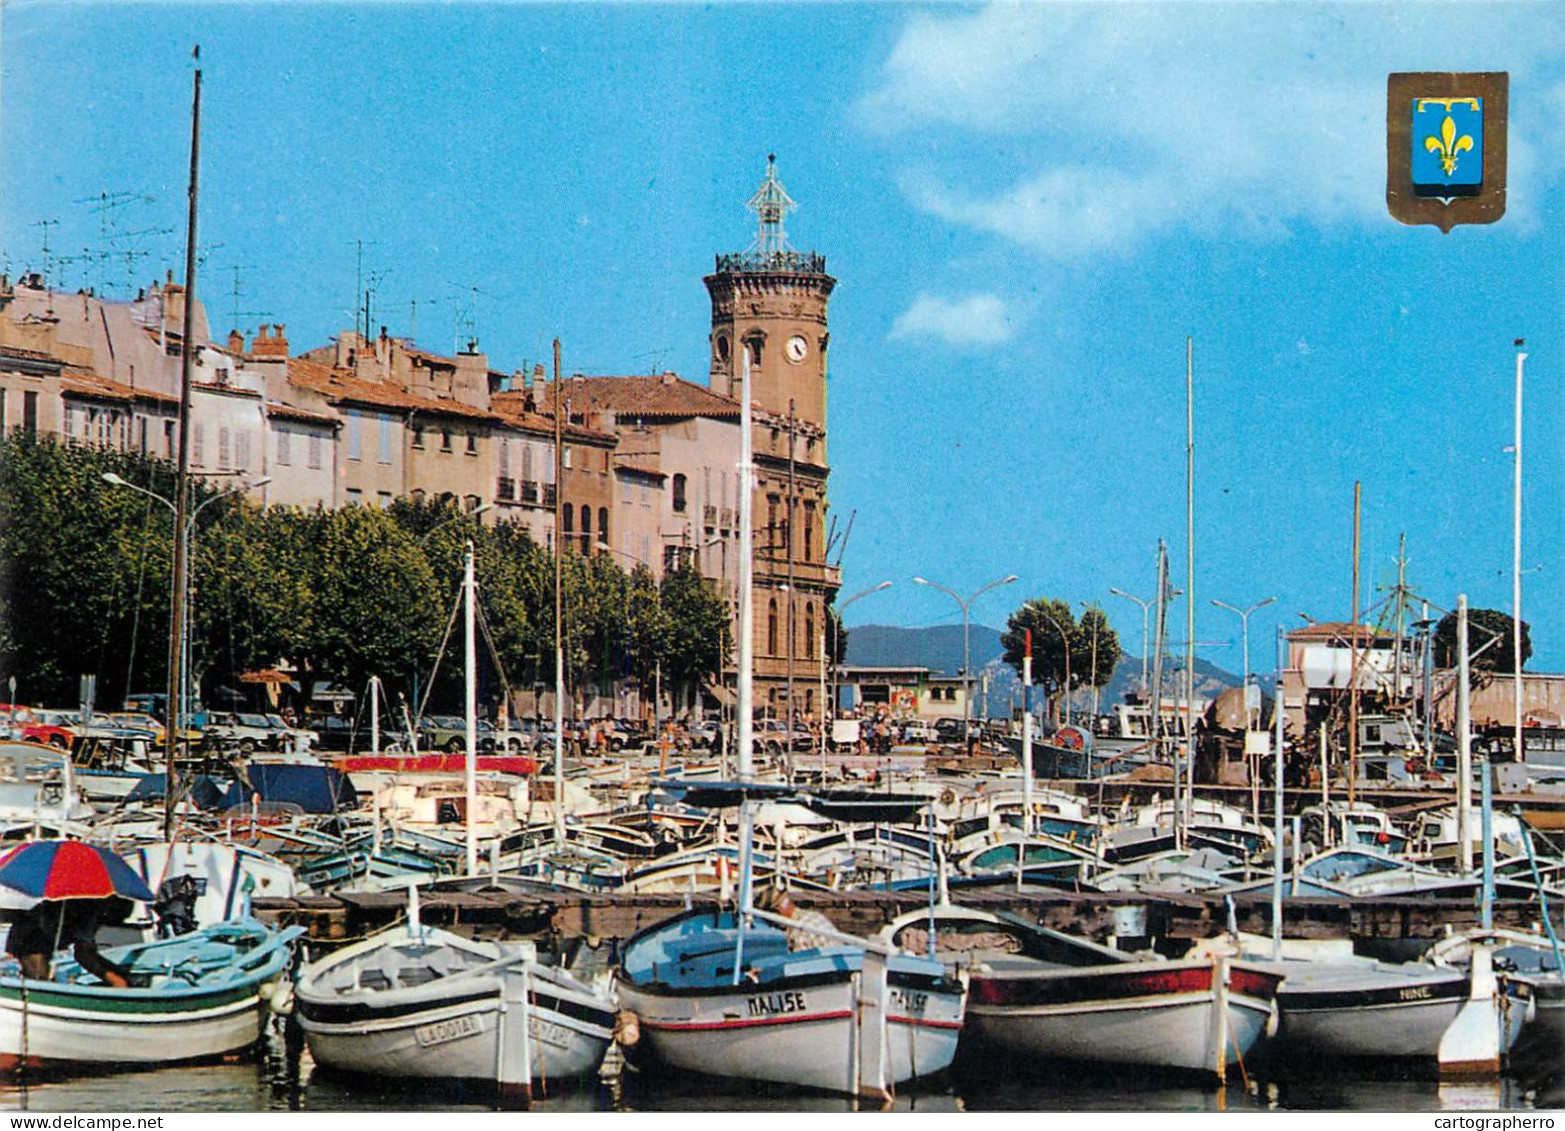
[0, 840, 155, 902]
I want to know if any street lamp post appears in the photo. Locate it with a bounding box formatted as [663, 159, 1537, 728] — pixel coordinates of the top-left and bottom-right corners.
[1079, 602, 1103, 720]
[1210, 595, 1276, 694]
[912, 574, 1018, 742]
[1038, 612, 1072, 728]
[1109, 587, 1153, 697]
[102, 471, 270, 835]
[830, 581, 892, 724]
[596, 541, 647, 722]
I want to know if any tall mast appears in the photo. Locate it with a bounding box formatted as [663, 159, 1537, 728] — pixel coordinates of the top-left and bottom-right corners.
[166, 47, 201, 840]
[737, 349, 755, 780]
[464, 539, 478, 876]
[1513, 341, 1526, 765]
[1183, 337, 1195, 839]
[553, 339, 566, 846]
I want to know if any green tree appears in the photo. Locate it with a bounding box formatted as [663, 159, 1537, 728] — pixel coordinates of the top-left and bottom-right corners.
[193, 503, 318, 708]
[311, 505, 443, 706]
[659, 564, 730, 710]
[0, 434, 186, 706]
[1434, 608, 1531, 672]
[1000, 597, 1120, 721]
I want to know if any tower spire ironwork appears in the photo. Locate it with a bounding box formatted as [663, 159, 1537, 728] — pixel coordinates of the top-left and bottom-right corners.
[746, 154, 796, 259]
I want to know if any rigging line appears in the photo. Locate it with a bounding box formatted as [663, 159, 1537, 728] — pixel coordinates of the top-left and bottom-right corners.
[122, 497, 158, 707]
[473, 603, 515, 704]
[416, 584, 464, 722]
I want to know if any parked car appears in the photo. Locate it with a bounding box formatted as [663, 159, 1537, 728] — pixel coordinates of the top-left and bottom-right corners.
[902, 720, 938, 745]
[758, 719, 812, 754]
[934, 717, 968, 743]
[417, 715, 499, 753]
[312, 714, 360, 752]
[203, 712, 280, 753]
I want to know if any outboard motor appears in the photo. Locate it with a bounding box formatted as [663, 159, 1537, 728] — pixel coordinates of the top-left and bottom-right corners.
[153, 874, 202, 938]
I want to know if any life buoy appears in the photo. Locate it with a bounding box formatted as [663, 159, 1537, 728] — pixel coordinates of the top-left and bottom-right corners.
[1056, 725, 1089, 752]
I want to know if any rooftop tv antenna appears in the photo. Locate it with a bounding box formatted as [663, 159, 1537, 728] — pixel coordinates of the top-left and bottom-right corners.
[222, 263, 270, 333]
[31, 218, 59, 289]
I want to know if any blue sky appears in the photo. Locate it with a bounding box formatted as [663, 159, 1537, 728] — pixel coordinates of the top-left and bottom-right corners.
[4, 2, 1563, 670]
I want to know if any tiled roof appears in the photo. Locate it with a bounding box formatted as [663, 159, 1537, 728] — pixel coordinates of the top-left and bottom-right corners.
[553, 374, 739, 420]
[288, 357, 500, 422]
[1289, 621, 1388, 642]
[614, 452, 665, 479]
[60, 368, 142, 404]
[490, 390, 618, 444]
[266, 402, 340, 427]
[0, 344, 60, 363]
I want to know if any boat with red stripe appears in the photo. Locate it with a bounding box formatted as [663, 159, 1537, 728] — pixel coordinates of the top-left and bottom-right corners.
[880, 903, 1281, 1079]
[615, 907, 967, 1098]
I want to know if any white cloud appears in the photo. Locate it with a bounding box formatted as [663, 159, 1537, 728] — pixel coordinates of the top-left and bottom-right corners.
[890, 292, 1015, 346]
[857, 2, 1565, 258]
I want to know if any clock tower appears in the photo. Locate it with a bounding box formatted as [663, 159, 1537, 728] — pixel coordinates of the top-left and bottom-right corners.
[705, 157, 841, 722]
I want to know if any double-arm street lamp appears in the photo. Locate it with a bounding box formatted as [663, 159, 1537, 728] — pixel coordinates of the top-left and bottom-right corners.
[830, 580, 892, 721]
[912, 573, 1018, 741]
[102, 471, 272, 723]
[103, 470, 270, 833]
[1109, 587, 1153, 695]
[1037, 611, 1073, 728]
[1210, 595, 1276, 692]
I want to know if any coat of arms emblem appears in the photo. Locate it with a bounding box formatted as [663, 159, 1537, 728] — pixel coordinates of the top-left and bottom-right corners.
[1387, 73, 1507, 232]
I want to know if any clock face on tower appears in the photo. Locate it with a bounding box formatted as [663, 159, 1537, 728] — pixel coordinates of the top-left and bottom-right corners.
[785, 334, 808, 363]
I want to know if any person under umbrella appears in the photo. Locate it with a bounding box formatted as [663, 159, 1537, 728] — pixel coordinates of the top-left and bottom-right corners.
[5, 897, 133, 986]
[0, 841, 155, 986]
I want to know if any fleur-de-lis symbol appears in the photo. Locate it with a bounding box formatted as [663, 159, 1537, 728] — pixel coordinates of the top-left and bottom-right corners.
[1424, 114, 1474, 177]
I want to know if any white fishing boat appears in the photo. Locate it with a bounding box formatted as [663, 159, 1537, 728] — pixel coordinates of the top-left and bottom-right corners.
[879, 902, 1280, 1079]
[0, 918, 302, 1074]
[1261, 940, 1479, 1060]
[615, 905, 966, 1098]
[295, 893, 616, 1101]
[1102, 797, 1270, 865]
[0, 741, 95, 840]
[1425, 928, 1554, 1055]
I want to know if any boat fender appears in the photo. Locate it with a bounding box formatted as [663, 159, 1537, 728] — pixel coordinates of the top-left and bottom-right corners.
[1265, 999, 1279, 1039]
[267, 981, 295, 1016]
[614, 1009, 641, 1048]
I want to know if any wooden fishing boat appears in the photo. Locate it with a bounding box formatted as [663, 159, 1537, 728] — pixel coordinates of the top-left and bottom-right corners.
[0, 918, 303, 1074]
[879, 902, 1280, 1079]
[1266, 945, 1477, 1059]
[1425, 928, 1556, 1053]
[295, 901, 615, 1100]
[615, 907, 966, 1098]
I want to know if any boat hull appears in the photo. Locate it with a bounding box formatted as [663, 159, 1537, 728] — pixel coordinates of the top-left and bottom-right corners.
[616, 970, 963, 1095]
[964, 958, 1279, 1077]
[0, 920, 298, 1074]
[0, 981, 269, 1070]
[1276, 965, 1468, 1059]
[301, 980, 613, 1089]
[295, 928, 615, 1093]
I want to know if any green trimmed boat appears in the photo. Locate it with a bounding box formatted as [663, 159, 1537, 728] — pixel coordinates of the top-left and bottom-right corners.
[0, 918, 303, 1075]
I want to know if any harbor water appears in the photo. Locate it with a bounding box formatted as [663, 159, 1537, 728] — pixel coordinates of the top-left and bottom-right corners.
[0, 1022, 1557, 1113]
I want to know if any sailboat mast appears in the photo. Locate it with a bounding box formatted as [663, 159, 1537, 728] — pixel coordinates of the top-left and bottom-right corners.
[464, 539, 478, 877]
[737, 350, 755, 780]
[166, 47, 202, 841]
[553, 338, 566, 846]
[1183, 337, 1195, 839]
[1513, 342, 1526, 767]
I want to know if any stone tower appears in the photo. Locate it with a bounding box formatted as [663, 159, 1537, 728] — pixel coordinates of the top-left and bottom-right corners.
[705, 157, 841, 722]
